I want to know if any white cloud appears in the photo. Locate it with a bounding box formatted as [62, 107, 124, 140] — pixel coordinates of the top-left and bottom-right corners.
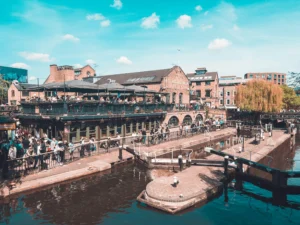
[204, 11, 209, 16]
[19, 52, 53, 62]
[141, 13, 160, 29]
[208, 38, 231, 50]
[233, 24, 240, 31]
[176, 15, 192, 29]
[110, 0, 122, 10]
[86, 13, 105, 21]
[100, 20, 111, 27]
[116, 56, 132, 65]
[73, 64, 83, 69]
[86, 59, 96, 65]
[10, 62, 30, 70]
[195, 5, 202, 11]
[62, 34, 80, 42]
[28, 76, 37, 81]
[201, 24, 213, 31]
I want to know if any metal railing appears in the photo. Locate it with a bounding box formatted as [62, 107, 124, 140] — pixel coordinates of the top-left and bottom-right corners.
[4, 125, 232, 179]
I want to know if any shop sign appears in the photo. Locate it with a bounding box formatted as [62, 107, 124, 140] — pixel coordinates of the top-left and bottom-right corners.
[0, 123, 16, 131]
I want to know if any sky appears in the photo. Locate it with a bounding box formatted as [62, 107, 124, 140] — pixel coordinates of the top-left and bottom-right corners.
[1, 0, 300, 83]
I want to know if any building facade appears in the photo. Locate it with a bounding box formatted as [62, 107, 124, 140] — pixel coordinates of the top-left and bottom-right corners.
[44, 64, 96, 84]
[7, 81, 39, 105]
[92, 66, 190, 106]
[244, 72, 286, 85]
[218, 76, 249, 109]
[0, 66, 28, 83]
[187, 68, 219, 108]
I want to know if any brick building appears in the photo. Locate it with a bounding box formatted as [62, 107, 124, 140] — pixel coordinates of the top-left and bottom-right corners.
[7, 81, 40, 105]
[244, 72, 286, 85]
[44, 64, 96, 84]
[187, 67, 219, 108]
[92, 66, 190, 105]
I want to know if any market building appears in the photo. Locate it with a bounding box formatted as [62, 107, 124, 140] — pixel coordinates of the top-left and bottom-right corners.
[85, 66, 190, 107]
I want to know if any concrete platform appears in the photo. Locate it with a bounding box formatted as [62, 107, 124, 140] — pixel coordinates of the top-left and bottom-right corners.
[138, 130, 292, 214]
[0, 151, 133, 198]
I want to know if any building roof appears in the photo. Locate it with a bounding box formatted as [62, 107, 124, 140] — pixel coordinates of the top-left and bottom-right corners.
[13, 82, 37, 91]
[245, 72, 286, 75]
[95, 67, 176, 85]
[196, 67, 207, 70]
[187, 72, 218, 81]
[219, 79, 249, 86]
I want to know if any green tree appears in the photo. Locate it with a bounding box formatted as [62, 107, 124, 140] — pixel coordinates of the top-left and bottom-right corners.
[281, 85, 300, 110]
[235, 80, 283, 113]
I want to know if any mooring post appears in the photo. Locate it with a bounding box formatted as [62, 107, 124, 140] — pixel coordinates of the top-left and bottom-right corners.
[235, 159, 243, 190]
[224, 156, 229, 177]
[118, 145, 123, 160]
[178, 154, 183, 171]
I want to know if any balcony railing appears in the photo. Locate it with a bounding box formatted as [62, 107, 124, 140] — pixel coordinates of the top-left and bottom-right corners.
[20, 101, 175, 116]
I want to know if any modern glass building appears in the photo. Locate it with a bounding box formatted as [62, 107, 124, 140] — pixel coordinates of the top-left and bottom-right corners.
[0, 66, 28, 83]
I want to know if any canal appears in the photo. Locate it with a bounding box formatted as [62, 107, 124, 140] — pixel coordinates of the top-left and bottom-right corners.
[1, 138, 300, 224]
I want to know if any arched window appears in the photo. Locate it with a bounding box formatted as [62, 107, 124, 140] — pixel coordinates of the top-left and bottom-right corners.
[87, 71, 91, 77]
[168, 116, 179, 127]
[11, 90, 15, 97]
[183, 115, 192, 125]
[172, 93, 176, 103]
[179, 93, 183, 104]
[195, 114, 203, 123]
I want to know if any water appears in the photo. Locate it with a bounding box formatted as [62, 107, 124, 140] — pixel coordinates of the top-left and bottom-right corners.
[1, 140, 300, 225]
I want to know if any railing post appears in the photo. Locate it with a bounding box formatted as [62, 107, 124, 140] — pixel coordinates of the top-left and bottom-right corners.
[224, 156, 229, 177]
[118, 146, 123, 160]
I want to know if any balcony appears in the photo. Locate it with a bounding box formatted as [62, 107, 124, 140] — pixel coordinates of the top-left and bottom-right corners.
[20, 101, 174, 119]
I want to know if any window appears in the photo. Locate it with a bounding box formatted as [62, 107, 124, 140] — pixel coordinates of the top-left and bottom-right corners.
[267, 74, 272, 80]
[282, 79, 285, 83]
[232, 100, 235, 105]
[278, 75, 281, 79]
[205, 81, 211, 86]
[10, 100, 17, 105]
[274, 74, 277, 78]
[179, 93, 183, 104]
[172, 93, 176, 103]
[282, 75, 285, 78]
[205, 90, 211, 97]
[226, 99, 230, 105]
[22, 91, 29, 97]
[250, 74, 253, 78]
[168, 116, 179, 127]
[227, 91, 230, 96]
[75, 71, 81, 76]
[87, 71, 91, 77]
[233, 91, 236, 96]
[220, 99, 223, 105]
[11, 90, 15, 97]
[196, 90, 201, 97]
[196, 81, 201, 86]
[220, 92, 223, 97]
[262, 74, 265, 78]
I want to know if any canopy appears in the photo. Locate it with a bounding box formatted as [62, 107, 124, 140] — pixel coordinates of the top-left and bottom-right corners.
[125, 84, 157, 93]
[27, 80, 105, 93]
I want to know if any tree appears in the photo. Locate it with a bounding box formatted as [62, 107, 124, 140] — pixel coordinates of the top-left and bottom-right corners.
[235, 80, 283, 113]
[281, 85, 300, 110]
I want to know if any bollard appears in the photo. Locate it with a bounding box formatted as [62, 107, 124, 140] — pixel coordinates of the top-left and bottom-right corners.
[178, 155, 183, 171]
[173, 176, 179, 187]
[118, 146, 123, 160]
[224, 156, 229, 177]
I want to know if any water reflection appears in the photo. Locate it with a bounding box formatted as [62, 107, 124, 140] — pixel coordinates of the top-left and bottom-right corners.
[0, 162, 148, 225]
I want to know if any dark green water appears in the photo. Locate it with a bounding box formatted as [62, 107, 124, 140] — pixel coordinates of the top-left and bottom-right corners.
[1, 142, 300, 225]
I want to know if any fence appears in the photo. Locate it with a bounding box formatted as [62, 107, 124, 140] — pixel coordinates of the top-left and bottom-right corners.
[4, 124, 230, 179]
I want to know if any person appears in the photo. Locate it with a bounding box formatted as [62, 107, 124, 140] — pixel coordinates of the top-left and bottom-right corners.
[55, 141, 64, 165]
[80, 137, 85, 157]
[166, 126, 170, 140]
[50, 138, 57, 152]
[142, 129, 147, 144]
[69, 141, 75, 161]
[89, 138, 95, 153]
[100, 96, 105, 103]
[22, 137, 30, 154]
[8, 144, 17, 160]
[40, 138, 47, 169]
[62, 140, 67, 162]
[179, 125, 183, 136]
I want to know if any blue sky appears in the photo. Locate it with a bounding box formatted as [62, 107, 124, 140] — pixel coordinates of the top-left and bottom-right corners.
[1, 0, 300, 83]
